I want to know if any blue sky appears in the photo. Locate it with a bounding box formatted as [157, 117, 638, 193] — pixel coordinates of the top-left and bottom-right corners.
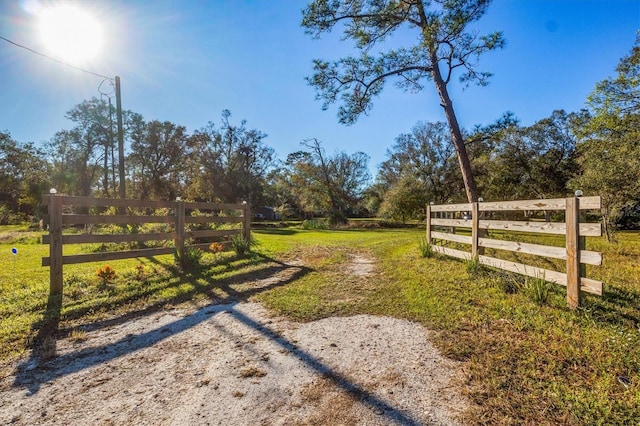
[1, 0, 639, 175]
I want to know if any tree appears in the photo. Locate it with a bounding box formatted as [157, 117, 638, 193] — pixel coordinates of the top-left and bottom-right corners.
[0, 131, 48, 221]
[47, 99, 112, 196]
[378, 121, 459, 204]
[571, 38, 640, 240]
[186, 110, 276, 207]
[129, 120, 189, 200]
[45, 98, 139, 198]
[378, 174, 427, 222]
[263, 164, 299, 219]
[480, 110, 577, 201]
[302, 0, 504, 202]
[522, 110, 578, 198]
[285, 150, 325, 216]
[287, 139, 371, 224]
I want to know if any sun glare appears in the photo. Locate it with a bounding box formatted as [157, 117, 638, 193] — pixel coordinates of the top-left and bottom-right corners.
[37, 4, 104, 64]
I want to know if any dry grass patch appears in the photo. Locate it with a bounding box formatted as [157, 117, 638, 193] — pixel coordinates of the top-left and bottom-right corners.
[238, 366, 267, 378]
[297, 377, 363, 426]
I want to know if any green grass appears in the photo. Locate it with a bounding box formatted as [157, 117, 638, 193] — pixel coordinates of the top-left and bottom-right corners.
[1, 225, 639, 424]
[251, 228, 640, 425]
[0, 229, 277, 367]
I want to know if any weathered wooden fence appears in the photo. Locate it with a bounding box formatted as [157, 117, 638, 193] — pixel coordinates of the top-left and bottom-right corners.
[42, 191, 251, 294]
[426, 196, 603, 309]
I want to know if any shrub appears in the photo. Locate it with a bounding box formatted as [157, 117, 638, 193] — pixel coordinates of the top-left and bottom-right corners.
[96, 265, 116, 287]
[231, 234, 251, 257]
[0, 205, 21, 225]
[495, 273, 521, 294]
[418, 237, 434, 258]
[524, 274, 550, 305]
[328, 211, 348, 226]
[134, 264, 146, 281]
[174, 247, 203, 270]
[301, 219, 329, 230]
[209, 241, 225, 263]
[209, 242, 224, 253]
[465, 255, 481, 275]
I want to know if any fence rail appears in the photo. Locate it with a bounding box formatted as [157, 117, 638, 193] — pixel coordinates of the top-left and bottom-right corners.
[426, 196, 603, 309]
[42, 193, 251, 294]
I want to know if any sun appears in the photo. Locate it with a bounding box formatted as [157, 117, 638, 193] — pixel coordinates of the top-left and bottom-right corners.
[37, 4, 104, 64]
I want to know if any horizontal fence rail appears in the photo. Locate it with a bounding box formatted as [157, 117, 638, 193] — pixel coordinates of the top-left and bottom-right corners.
[42, 193, 251, 294]
[426, 196, 603, 309]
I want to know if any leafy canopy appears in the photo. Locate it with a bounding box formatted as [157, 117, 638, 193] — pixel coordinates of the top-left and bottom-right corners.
[302, 0, 504, 124]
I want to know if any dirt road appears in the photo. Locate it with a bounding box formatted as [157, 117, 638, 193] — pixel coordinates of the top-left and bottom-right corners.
[1, 301, 470, 425]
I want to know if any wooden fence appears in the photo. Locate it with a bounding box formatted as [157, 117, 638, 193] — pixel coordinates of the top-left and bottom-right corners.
[42, 192, 251, 294]
[426, 196, 603, 309]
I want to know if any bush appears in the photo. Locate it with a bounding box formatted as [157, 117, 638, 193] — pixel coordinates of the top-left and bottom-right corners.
[495, 273, 521, 294]
[418, 237, 434, 258]
[174, 247, 203, 270]
[524, 274, 551, 305]
[209, 241, 225, 263]
[328, 211, 348, 226]
[96, 265, 116, 289]
[465, 255, 481, 275]
[0, 205, 21, 225]
[301, 219, 329, 230]
[231, 234, 252, 257]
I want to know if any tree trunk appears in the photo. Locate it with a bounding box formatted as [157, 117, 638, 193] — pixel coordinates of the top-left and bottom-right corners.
[430, 56, 480, 203]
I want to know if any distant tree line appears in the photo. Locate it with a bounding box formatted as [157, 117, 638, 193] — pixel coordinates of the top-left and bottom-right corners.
[2, 38, 639, 236]
[0, 106, 370, 225]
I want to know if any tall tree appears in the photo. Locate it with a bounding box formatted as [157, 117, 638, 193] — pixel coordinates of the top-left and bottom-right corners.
[263, 163, 300, 219]
[378, 121, 459, 204]
[45, 98, 136, 198]
[0, 131, 48, 220]
[302, 0, 504, 202]
[571, 38, 640, 240]
[287, 139, 371, 223]
[522, 110, 578, 198]
[47, 99, 111, 196]
[378, 174, 428, 222]
[480, 111, 577, 201]
[129, 120, 189, 200]
[186, 110, 276, 206]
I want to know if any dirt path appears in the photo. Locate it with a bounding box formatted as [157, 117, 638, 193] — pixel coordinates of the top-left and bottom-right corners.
[1, 255, 471, 425]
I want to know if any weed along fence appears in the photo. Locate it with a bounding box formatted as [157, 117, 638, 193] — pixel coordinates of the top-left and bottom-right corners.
[42, 191, 251, 294]
[425, 196, 604, 309]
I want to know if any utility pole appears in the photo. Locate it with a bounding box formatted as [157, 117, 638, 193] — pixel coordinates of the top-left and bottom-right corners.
[115, 76, 125, 199]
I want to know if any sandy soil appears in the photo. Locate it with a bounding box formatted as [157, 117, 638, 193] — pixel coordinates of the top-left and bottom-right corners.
[1, 255, 471, 425]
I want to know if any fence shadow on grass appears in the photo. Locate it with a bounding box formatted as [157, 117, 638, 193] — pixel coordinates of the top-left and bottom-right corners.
[583, 285, 640, 328]
[14, 252, 311, 392]
[56, 253, 298, 332]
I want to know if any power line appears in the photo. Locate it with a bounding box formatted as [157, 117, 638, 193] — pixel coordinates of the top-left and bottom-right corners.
[0, 35, 112, 81]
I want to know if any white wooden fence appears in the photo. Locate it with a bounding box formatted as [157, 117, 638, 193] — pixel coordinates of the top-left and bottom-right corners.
[426, 196, 603, 309]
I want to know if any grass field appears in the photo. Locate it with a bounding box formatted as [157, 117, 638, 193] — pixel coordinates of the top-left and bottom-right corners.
[1, 223, 638, 424]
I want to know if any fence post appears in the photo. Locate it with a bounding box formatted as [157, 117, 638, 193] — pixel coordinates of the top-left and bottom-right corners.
[471, 201, 479, 259]
[566, 196, 581, 309]
[175, 197, 185, 256]
[426, 203, 432, 244]
[242, 201, 251, 242]
[49, 189, 63, 294]
[576, 191, 587, 281]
